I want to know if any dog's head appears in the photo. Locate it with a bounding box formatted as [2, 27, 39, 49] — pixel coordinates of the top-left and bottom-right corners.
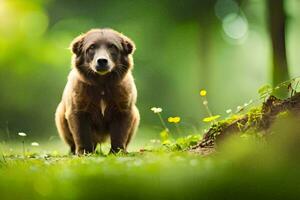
[70, 28, 135, 76]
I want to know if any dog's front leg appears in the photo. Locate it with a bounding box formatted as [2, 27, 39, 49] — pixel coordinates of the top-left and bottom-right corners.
[67, 112, 94, 155]
[109, 110, 133, 154]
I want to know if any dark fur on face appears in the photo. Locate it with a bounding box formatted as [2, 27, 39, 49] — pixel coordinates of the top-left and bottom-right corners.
[55, 28, 140, 155]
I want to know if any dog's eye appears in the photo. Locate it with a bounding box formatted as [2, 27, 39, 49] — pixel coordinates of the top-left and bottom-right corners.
[108, 44, 117, 50]
[107, 44, 118, 56]
[87, 45, 96, 54]
[89, 44, 96, 50]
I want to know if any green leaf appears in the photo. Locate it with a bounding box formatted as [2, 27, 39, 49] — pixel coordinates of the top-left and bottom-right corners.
[203, 115, 221, 122]
[258, 84, 272, 98]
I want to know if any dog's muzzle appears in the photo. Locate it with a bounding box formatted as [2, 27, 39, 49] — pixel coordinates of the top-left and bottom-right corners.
[95, 58, 110, 74]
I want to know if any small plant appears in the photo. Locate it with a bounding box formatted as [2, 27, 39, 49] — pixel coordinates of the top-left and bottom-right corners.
[288, 79, 300, 97]
[160, 129, 170, 145]
[18, 132, 27, 157]
[163, 134, 202, 151]
[258, 76, 300, 100]
[258, 84, 273, 100]
[151, 107, 169, 133]
[168, 116, 182, 135]
[199, 89, 220, 123]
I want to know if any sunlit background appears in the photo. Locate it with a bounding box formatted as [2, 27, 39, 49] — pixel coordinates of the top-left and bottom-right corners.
[0, 0, 300, 144]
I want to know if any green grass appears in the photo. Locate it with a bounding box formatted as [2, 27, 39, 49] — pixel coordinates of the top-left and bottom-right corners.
[1, 132, 300, 200]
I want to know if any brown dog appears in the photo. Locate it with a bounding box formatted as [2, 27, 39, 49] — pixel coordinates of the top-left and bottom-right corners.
[55, 28, 140, 155]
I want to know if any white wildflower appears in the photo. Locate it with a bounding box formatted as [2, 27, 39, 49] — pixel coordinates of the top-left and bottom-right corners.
[31, 142, 39, 146]
[150, 107, 162, 113]
[226, 109, 232, 114]
[18, 132, 27, 137]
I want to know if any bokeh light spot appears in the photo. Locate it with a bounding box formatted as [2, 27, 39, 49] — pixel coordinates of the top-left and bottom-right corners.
[19, 10, 49, 37]
[222, 13, 248, 40]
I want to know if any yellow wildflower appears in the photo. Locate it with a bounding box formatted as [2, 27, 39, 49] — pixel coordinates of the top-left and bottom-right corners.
[200, 89, 207, 97]
[168, 117, 181, 123]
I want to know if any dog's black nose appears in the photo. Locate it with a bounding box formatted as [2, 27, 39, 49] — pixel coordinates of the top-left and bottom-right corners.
[96, 58, 109, 73]
[97, 58, 108, 66]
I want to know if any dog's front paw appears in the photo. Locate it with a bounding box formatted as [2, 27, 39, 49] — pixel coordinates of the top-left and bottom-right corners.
[76, 146, 94, 156]
[109, 147, 127, 155]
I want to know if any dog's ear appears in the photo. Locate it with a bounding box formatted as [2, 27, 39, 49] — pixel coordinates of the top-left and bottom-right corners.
[121, 35, 135, 55]
[70, 34, 85, 56]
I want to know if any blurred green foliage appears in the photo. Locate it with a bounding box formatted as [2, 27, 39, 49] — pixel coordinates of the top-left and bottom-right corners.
[0, 0, 300, 140]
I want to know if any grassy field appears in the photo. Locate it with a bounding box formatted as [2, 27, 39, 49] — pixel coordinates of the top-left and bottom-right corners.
[1, 132, 300, 200]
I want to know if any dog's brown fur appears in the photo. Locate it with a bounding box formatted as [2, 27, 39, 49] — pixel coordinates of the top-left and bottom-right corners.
[55, 28, 140, 155]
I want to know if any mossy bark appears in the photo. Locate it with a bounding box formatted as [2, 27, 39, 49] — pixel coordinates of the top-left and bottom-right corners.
[191, 93, 300, 155]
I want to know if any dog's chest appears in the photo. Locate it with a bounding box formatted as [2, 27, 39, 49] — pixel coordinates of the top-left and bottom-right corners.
[99, 91, 106, 116]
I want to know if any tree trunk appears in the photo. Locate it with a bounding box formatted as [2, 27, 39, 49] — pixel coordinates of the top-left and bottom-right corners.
[268, 0, 289, 87]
